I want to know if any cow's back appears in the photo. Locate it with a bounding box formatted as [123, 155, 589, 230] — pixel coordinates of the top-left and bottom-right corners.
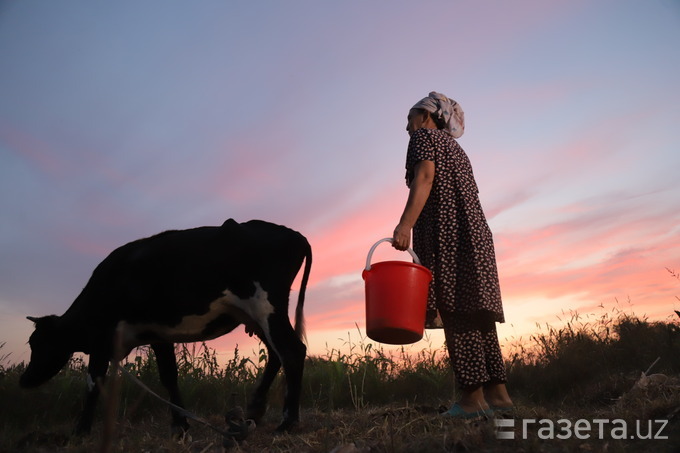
[238, 220, 309, 284]
[69, 219, 308, 326]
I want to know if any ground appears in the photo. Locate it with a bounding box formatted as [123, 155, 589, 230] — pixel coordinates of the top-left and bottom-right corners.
[10, 402, 680, 453]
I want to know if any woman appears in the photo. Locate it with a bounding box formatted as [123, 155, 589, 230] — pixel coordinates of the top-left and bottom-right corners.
[392, 92, 513, 418]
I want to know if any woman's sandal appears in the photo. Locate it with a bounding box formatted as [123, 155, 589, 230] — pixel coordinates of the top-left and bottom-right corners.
[441, 402, 493, 419]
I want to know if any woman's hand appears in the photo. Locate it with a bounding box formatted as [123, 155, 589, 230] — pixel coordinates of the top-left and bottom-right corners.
[392, 223, 411, 251]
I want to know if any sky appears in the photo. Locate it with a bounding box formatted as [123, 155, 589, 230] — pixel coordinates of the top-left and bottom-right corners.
[1, 0, 679, 365]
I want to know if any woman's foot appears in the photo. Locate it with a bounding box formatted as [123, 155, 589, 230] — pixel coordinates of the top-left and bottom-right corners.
[484, 382, 513, 409]
[457, 385, 491, 414]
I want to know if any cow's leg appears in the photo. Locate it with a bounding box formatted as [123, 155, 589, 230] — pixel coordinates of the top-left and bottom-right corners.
[151, 343, 190, 436]
[75, 352, 109, 434]
[246, 344, 281, 423]
[267, 315, 306, 432]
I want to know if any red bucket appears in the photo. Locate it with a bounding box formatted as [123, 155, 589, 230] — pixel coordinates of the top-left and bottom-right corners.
[362, 238, 432, 345]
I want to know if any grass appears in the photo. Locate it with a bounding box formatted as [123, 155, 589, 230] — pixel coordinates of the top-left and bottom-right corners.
[1, 304, 679, 452]
[505, 304, 680, 408]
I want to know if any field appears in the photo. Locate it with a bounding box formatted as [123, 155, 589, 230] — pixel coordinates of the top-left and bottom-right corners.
[1, 307, 679, 452]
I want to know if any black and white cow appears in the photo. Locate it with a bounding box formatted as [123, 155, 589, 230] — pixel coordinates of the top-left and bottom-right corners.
[20, 219, 312, 434]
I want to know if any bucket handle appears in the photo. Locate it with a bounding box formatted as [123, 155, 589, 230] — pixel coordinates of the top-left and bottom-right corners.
[365, 238, 422, 271]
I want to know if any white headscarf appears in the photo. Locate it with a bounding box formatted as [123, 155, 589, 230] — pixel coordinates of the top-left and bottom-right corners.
[411, 91, 465, 138]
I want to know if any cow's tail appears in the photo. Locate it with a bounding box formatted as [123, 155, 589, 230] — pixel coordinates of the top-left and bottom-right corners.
[294, 239, 312, 343]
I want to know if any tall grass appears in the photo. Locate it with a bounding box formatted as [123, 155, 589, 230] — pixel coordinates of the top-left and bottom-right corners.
[505, 304, 680, 407]
[302, 327, 453, 411]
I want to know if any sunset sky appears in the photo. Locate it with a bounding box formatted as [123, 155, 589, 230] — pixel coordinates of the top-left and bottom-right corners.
[1, 1, 679, 364]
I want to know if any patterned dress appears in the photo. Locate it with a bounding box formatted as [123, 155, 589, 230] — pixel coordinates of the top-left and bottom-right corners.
[406, 128, 507, 388]
[406, 128, 505, 326]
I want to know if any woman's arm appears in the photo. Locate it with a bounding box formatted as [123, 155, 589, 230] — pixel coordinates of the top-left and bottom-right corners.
[393, 159, 435, 250]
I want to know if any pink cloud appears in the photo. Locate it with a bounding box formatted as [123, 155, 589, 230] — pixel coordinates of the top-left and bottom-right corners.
[305, 301, 364, 331]
[485, 188, 537, 220]
[59, 233, 116, 258]
[496, 212, 680, 325]
[304, 191, 405, 285]
[0, 121, 64, 177]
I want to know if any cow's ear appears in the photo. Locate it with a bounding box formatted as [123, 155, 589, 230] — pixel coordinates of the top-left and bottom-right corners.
[27, 316, 40, 324]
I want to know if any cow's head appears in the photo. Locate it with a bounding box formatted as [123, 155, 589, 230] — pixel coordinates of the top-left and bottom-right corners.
[20, 315, 73, 388]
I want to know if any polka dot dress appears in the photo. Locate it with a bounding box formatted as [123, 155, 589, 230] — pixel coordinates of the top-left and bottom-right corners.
[405, 128, 505, 326]
[406, 128, 507, 388]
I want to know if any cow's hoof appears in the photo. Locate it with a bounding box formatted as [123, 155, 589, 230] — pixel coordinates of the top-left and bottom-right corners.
[246, 404, 266, 424]
[274, 418, 298, 434]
